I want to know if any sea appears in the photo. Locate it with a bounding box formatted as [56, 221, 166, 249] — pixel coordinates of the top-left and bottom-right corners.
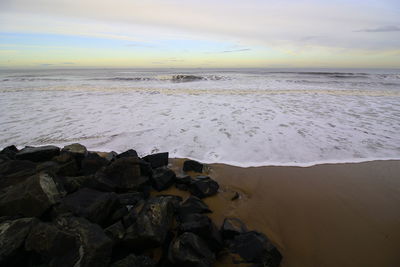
[1, 68, 399, 167]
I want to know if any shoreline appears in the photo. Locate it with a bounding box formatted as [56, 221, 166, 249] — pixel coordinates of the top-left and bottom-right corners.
[167, 159, 400, 267]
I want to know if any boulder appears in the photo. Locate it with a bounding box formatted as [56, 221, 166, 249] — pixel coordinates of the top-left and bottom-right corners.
[227, 231, 282, 266]
[111, 254, 156, 267]
[97, 151, 118, 162]
[55, 216, 113, 267]
[143, 152, 169, 168]
[61, 173, 117, 193]
[117, 149, 138, 159]
[105, 221, 125, 242]
[25, 221, 79, 267]
[168, 232, 215, 267]
[189, 176, 219, 198]
[178, 196, 211, 216]
[124, 196, 175, 248]
[37, 159, 79, 177]
[0, 145, 18, 159]
[118, 192, 144, 206]
[151, 167, 176, 191]
[80, 152, 109, 175]
[16, 145, 60, 162]
[0, 217, 37, 266]
[178, 213, 223, 252]
[61, 143, 88, 159]
[104, 157, 150, 191]
[221, 218, 248, 239]
[175, 175, 192, 191]
[60, 188, 120, 226]
[183, 160, 203, 173]
[0, 160, 37, 188]
[0, 172, 65, 217]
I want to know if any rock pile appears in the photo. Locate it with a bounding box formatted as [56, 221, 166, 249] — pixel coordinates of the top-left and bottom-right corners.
[0, 144, 282, 267]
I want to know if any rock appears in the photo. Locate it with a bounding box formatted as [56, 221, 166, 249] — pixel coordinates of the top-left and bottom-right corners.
[111, 254, 156, 267]
[221, 218, 248, 239]
[175, 175, 192, 191]
[151, 167, 176, 191]
[183, 160, 203, 173]
[0, 160, 37, 189]
[80, 152, 109, 175]
[105, 221, 125, 242]
[117, 149, 138, 159]
[143, 152, 169, 168]
[124, 196, 175, 248]
[60, 188, 120, 226]
[178, 213, 223, 252]
[118, 192, 144, 206]
[16, 145, 60, 162]
[97, 151, 118, 162]
[37, 159, 79, 177]
[61, 173, 117, 193]
[189, 176, 219, 198]
[0, 172, 65, 217]
[104, 157, 150, 191]
[61, 143, 88, 158]
[25, 221, 79, 267]
[168, 232, 215, 267]
[109, 206, 129, 224]
[178, 196, 211, 216]
[227, 231, 282, 266]
[0, 145, 18, 159]
[55, 216, 113, 267]
[0, 217, 37, 266]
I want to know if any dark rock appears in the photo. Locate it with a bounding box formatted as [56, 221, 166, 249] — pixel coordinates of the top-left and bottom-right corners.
[109, 206, 129, 224]
[168, 232, 215, 267]
[25, 221, 79, 267]
[175, 175, 192, 191]
[0, 160, 37, 188]
[37, 159, 79, 177]
[151, 167, 176, 191]
[80, 152, 109, 175]
[60, 188, 120, 226]
[61, 173, 116, 193]
[104, 157, 150, 191]
[0, 217, 37, 266]
[111, 254, 156, 267]
[189, 176, 219, 198]
[105, 221, 125, 242]
[61, 143, 88, 159]
[55, 216, 113, 267]
[221, 218, 248, 239]
[117, 149, 138, 159]
[16, 145, 60, 162]
[178, 213, 223, 252]
[143, 152, 169, 168]
[227, 231, 282, 266]
[178, 196, 211, 216]
[98, 151, 118, 162]
[124, 196, 175, 248]
[183, 160, 203, 173]
[118, 192, 144, 206]
[0, 145, 18, 159]
[0, 172, 65, 217]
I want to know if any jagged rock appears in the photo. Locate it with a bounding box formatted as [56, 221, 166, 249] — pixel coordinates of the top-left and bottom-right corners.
[151, 167, 176, 191]
[143, 152, 169, 168]
[0, 172, 65, 217]
[189, 176, 219, 198]
[55, 216, 113, 267]
[37, 159, 79, 177]
[80, 152, 109, 175]
[183, 160, 203, 173]
[60, 188, 120, 226]
[178, 213, 223, 252]
[175, 175, 192, 191]
[105, 221, 125, 242]
[168, 232, 215, 267]
[178, 196, 211, 216]
[227, 231, 282, 266]
[15, 145, 60, 162]
[0, 145, 18, 160]
[0, 160, 37, 188]
[62, 172, 117, 194]
[25, 221, 79, 267]
[104, 157, 150, 191]
[117, 149, 138, 159]
[221, 218, 248, 239]
[61, 143, 88, 159]
[124, 196, 175, 248]
[111, 254, 156, 267]
[0, 217, 37, 266]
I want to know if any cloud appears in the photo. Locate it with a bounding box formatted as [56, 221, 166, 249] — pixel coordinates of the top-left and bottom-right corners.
[356, 25, 400, 32]
[222, 48, 251, 53]
[62, 62, 75, 64]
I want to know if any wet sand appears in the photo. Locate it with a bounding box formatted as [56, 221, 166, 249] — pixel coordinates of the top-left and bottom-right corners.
[165, 159, 400, 267]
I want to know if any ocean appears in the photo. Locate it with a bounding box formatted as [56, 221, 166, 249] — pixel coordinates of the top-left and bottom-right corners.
[1, 68, 399, 166]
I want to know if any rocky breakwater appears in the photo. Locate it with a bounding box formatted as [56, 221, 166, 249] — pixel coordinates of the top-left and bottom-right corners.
[0, 144, 282, 267]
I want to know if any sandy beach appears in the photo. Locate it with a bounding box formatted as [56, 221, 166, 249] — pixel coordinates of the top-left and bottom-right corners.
[165, 159, 400, 267]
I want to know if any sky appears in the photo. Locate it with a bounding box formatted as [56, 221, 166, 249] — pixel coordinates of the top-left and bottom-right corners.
[0, 0, 399, 68]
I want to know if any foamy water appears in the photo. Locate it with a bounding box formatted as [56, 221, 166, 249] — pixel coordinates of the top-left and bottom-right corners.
[1, 68, 399, 166]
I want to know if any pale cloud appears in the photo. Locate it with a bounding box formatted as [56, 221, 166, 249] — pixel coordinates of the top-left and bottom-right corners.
[356, 25, 400, 32]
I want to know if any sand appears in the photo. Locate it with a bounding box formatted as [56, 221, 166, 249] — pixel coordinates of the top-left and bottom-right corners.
[163, 159, 400, 267]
